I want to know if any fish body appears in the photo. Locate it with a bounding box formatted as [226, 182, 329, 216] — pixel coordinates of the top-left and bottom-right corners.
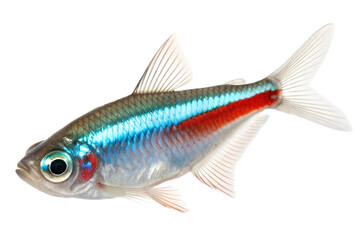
[67, 79, 278, 191]
[16, 24, 350, 211]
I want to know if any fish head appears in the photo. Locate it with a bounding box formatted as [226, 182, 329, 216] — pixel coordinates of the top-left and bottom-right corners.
[16, 137, 101, 198]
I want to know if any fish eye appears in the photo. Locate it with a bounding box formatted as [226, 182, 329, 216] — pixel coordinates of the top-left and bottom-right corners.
[40, 151, 73, 183]
[50, 159, 67, 175]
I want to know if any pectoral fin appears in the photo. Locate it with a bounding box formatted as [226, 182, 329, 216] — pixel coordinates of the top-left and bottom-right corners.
[147, 187, 187, 212]
[100, 183, 187, 212]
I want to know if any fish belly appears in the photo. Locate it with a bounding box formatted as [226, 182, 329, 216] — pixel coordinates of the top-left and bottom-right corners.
[97, 117, 245, 188]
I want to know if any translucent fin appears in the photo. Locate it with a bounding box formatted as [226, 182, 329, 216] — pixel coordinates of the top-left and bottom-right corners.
[269, 24, 351, 131]
[147, 187, 187, 212]
[100, 184, 148, 200]
[100, 184, 187, 212]
[133, 35, 192, 94]
[191, 115, 269, 197]
[226, 78, 246, 85]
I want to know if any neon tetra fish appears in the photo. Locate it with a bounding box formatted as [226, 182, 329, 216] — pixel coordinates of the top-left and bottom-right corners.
[16, 24, 351, 212]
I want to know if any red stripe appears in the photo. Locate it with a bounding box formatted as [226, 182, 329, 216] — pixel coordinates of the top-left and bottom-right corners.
[177, 90, 280, 135]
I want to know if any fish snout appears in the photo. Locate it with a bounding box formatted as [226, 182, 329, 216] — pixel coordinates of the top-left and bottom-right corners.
[16, 158, 38, 182]
[17, 160, 30, 172]
[16, 160, 31, 179]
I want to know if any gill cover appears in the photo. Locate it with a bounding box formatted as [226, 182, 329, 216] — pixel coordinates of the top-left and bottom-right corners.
[75, 144, 98, 183]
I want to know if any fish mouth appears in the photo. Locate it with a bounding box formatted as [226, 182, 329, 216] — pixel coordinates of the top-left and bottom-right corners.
[16, 160, 67, 197]
[16, 161, 36, 185]
[16, 161, 30, 172]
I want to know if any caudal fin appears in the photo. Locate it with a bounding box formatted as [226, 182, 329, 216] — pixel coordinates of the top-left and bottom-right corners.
[268, 24, 351, 131]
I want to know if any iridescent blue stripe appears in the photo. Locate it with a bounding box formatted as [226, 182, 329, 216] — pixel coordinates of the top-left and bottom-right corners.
[79, 82, 277, 148]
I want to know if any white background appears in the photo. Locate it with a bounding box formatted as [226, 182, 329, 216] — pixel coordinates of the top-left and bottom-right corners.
[0, 1, 359, 239]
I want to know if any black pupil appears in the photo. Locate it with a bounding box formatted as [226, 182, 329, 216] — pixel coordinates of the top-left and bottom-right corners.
[50, 159, 67, 175]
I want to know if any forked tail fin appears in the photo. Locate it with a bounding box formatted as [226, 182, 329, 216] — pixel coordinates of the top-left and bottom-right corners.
[268, 24, 351, 131]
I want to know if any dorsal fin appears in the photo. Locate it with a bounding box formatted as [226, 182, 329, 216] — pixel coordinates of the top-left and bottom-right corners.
[133, 35, 192, 94]
[191, 115, 268, 197]
[225, 78, 246, 85]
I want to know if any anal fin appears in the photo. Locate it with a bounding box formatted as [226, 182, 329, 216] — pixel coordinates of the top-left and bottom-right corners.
[191, 115, 268, 197]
